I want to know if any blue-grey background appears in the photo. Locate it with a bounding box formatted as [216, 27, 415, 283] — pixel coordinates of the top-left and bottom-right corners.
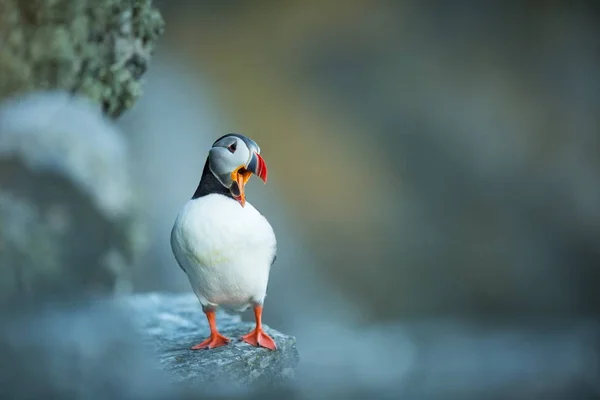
[118, 1, 600, 397]
[115, 1, 600, 397]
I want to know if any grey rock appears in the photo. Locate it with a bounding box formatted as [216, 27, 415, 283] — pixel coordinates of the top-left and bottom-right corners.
[119, 292, 299, 390]
[0, 298, 174, 400]
[0, 0, 165, 118]
[0, 92, 144, 305]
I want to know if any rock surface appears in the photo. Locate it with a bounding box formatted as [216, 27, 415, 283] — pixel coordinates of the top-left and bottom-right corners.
[120, 292, 299, 390]
[0, 0, 165, 118]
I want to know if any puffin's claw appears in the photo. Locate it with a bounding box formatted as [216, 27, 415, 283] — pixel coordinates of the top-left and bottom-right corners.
[191, 332, 230, 350]
[241, 328, 277, 351]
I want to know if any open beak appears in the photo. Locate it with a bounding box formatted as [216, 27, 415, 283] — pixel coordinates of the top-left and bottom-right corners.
[247, 151, 268, 183]
[230, 152, 268, 207]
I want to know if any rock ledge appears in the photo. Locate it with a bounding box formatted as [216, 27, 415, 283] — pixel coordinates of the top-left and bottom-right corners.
[118, 292, 299, 390]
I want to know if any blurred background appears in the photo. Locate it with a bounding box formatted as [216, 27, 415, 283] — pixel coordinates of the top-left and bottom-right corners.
[121, 0, 600, 397]
[2, 0, 600, 398]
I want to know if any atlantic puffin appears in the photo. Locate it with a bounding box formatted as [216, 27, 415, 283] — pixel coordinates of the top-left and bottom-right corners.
[170, 133, 277, 351]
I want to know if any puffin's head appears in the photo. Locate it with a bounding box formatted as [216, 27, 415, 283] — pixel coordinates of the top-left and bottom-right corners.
[208, 133, 268, 207]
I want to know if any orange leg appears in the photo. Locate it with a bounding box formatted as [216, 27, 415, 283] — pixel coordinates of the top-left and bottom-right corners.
[241, 305, 277, 351]
[191, 309, 230, 350]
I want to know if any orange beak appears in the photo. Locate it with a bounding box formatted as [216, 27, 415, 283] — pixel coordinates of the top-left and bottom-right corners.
[230, 152, 268, 207]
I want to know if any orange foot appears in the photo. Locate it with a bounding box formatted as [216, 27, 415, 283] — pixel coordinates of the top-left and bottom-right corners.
[241, 328, 277, 351]
[191, 333, 230, 350]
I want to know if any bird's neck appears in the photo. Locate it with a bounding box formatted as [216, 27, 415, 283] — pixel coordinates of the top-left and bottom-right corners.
[192, 158, 234, 200]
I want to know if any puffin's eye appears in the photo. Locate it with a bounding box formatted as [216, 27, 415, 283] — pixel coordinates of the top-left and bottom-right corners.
[227, 142, 237, 153]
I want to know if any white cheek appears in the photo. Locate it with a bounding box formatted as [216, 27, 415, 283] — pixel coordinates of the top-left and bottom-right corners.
[235, 146, 251, 167]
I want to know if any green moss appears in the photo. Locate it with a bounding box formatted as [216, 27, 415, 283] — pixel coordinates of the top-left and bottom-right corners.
[0, 0, 165, 118]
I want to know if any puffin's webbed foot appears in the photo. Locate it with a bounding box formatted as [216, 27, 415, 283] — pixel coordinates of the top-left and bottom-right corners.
[192, 308, 230, 350]
[241, 305, 277, 351]
[241, 328, 276, 350]
[191, 332, 230, 350]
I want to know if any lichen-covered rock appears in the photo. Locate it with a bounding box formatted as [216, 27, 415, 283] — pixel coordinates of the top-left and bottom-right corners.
[120, 292, 299, 390]
[0, 0, 164, 118]
[0, 91, 145, 304]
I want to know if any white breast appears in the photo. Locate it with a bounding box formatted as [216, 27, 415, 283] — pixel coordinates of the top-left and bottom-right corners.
[170, 194, 276, 311]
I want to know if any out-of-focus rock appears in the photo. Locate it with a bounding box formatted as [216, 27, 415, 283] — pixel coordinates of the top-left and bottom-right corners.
[0, 0, 164, 118]
[0, 91, 144, 305]
[0, 296, 175, 400]
[120, 292, 299, 390]
[4, 292, 595, 400]
[0, 292, 299, 399]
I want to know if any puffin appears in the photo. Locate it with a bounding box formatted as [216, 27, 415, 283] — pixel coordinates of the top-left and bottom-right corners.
[170, 133, 277, 351]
